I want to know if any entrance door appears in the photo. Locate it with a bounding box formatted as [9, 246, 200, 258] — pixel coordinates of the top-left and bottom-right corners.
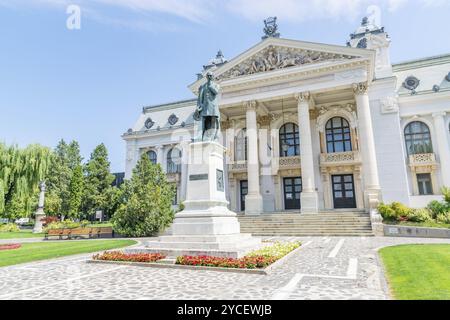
[332, 174, 357, 209]
[240, 180, 248, 212]
[283, 177, 302, 210]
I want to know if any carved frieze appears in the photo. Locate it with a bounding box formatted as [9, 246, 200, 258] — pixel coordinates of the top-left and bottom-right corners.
[216, 45, 357, 81]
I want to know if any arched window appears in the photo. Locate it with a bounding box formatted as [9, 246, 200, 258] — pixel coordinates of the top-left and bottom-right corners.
[147, 150, 157, 165]
[167, 148, 182, 173]
[235, 128, 247, 161]
[279, 123, 300, 157]
[404, 121, 433, 155]
[326, 117, 352, 153]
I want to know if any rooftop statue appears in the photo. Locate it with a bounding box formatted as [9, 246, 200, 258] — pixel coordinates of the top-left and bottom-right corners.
[194, 71, 221, 142]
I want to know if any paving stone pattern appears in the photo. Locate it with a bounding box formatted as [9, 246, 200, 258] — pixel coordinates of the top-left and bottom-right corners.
[1, 237, 449, 300]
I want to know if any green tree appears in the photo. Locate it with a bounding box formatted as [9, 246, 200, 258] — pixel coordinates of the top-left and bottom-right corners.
[45, 140, 71, 217]
[45, 140, 83, 218]
[68, 165, 84, 219]
[0, 143, 52, 219]
[82, 143, 115, 216]
[111, 154, 175, 237]
[67, 141, 83, 170]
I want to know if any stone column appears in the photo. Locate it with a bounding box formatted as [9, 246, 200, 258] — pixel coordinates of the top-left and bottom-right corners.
[432, 112, 450, 187]
[156, 145, 165, 168]
[245, 100, 263, 215]
[353, 82, 382, 208]
[180, 142, 189, 202]
[296, 92, 319, 213]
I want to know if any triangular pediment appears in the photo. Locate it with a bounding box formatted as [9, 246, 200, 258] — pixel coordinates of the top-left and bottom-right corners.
[189, 37, 374, 92]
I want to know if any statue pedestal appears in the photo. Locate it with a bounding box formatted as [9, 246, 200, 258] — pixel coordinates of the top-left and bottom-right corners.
[130, 141, 261, 258]
[33, 208, 45, 234]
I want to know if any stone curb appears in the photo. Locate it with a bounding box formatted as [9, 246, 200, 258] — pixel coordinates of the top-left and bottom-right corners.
[86, 245, 304, 275]
[384, 224, 450, 239]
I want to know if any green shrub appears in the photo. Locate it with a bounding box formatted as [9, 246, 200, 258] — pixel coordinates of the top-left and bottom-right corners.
[427, 200, 448, 219]
[391, 202, 412, 218]
[111, 154, 175, 237]
[0, 223, 20, 232]
[407, 208, 432, 223]
[442, 187, 450, 205]
[377, 203, 397, 221]
[436, 212, 450, 224]
[44, 220, 81, 231]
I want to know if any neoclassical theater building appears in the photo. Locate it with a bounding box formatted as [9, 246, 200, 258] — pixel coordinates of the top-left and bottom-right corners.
[123, 18, 450, 215]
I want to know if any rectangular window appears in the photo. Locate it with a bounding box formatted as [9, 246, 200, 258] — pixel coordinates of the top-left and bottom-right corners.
[417, 174, 433, 195]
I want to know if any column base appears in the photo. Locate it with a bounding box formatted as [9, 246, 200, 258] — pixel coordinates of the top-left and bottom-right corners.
[245, 194, 264, 216]
[364, 188, 382, 210]
[301, 192, 319, 214]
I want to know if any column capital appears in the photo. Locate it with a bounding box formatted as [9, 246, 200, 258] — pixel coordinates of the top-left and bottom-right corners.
[295, 92, 311, 103]
[432, 111, 447, 119]
[244, 100, 257, 111]
[352, 82, 369, 95]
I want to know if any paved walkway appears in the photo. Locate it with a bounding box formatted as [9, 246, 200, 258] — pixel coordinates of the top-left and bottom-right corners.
[1, 236, 449, 300]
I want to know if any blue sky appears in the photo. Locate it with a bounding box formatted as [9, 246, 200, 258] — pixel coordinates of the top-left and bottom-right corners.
[0, 0, 449, 172]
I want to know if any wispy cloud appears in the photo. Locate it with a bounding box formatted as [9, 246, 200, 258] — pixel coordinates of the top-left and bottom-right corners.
[1, 0, 448, 29]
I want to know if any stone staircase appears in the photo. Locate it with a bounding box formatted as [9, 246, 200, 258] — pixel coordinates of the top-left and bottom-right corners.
[238, 210, 374, 236]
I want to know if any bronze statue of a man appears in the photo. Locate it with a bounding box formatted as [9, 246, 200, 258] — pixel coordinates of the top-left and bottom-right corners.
[195, 71, 221, 141]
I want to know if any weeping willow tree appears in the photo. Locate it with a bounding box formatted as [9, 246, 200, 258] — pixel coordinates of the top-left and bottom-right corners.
[0, 143, 52, 219]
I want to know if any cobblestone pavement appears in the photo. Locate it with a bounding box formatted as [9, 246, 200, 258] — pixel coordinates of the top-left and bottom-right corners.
[1, 236, 449, 300]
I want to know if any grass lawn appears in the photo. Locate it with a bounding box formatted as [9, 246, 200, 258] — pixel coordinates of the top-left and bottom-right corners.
[380, 244, 450, 300]
[0, 230, 44, 239]
[0, 240, 137, 267]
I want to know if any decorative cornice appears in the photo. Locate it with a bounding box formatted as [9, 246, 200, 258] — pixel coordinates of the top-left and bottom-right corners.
[352, 82, 368, 95]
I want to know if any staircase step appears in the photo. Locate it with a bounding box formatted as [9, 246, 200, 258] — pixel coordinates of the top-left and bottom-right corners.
[236, 211, 374, 236]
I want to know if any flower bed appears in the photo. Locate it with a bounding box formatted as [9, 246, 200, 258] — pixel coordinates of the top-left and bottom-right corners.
[0, 243, 22, 251]
[176, 255, 277, 269]
[93, 251, 166, 263]
[176, 241, 301, 269]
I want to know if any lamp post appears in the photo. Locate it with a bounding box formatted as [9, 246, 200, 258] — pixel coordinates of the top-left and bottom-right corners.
[33, 181, 46, 233]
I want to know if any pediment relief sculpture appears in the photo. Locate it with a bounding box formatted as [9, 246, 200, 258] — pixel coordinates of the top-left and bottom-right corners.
[216, 45, 358, 81]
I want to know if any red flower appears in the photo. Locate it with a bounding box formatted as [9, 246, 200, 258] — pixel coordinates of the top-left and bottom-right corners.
[93, 251, 166, 263]
[0, 243, 21, 251]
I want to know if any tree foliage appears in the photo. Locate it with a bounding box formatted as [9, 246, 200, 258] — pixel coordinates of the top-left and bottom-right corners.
[68, 164, 84, 219]
[82, 143, 115, 215]
[45, 140, 83, 218]
[0, 143, 52, 219]
[111, 154, 175, 237]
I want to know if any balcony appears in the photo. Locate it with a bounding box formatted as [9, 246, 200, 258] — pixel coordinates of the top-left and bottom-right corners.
[408, 153, 438, 173]
[320, 151, 361, 167]
[279, 156, 301, 169]
[228, 161, 248, 173]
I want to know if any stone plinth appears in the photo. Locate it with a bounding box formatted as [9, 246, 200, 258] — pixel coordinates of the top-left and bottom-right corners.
[131, 141, 261, 258]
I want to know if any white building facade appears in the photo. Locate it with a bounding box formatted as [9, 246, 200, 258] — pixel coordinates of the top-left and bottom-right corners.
[123, 19, 450, 215]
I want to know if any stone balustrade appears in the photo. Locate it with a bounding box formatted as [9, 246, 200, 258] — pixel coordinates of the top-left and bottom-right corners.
[279, 156, 301, 169]
[408, 153, 437, 166]
[228, 161, 248, 173]
[320, 151, 362, 167]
